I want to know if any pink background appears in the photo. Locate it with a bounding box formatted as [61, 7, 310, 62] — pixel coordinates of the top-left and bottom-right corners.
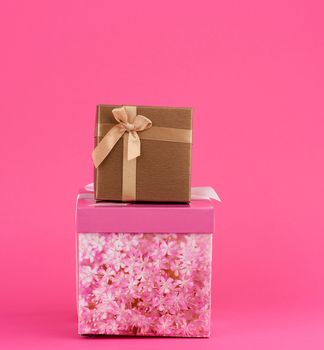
[1, 0, 323, 348]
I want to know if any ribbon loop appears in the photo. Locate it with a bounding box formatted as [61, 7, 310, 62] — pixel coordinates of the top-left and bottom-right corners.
[133, 115, 152, 131]
[112, 107, 129, 124]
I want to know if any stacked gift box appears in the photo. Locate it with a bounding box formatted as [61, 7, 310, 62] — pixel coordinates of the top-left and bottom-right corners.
[76, 105, 220, 337]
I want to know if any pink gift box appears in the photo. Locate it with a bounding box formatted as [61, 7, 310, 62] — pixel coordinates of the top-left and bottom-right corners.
[76, 187, 218, 337]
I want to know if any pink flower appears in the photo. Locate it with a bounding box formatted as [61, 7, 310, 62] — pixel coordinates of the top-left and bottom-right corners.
[150, 295, 165, 312]
[165, 292, 187, 313]
[177, 259, 194, 276]
[80, 265, 98, 287]
[111, 251, 126, 271]
[156, 316, 174, 335]
[160, 240, 176, 256]
[126, 279, 140, 297]
[121, 233, 140, 251]
[149, 256, 168, 271]
[176, 319, 205, 337]
[110, 234, 124, 251]
[176, 276, 194, 290]
[97, 319, 120, 334]
[129, 312, 152, 334]
[157, 276, 175, 294]
[78, 232, 212, 336]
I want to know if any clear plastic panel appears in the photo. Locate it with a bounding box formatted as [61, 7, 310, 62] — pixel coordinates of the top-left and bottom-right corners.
[78, 232, 212, 337]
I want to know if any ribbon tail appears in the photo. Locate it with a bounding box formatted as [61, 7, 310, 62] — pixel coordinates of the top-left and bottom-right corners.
[191, 187, 221, 202]
[127, 131, 141, 160]
[84, 183, 94, 192]
[92, 125, 125, 168]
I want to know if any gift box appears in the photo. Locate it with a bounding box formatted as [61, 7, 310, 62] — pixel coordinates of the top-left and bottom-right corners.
[92, 105, 192, 202]
[76, 186, 219, 337]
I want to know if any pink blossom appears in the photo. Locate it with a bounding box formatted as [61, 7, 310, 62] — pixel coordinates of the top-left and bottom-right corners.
[97, 319, 120, 334]
[157, 276, 175, 294]
[78, 232, 212, 337]
[80, 265, 98, 287]
[156, 315, 174, 335]
[160, 239, 176, 256]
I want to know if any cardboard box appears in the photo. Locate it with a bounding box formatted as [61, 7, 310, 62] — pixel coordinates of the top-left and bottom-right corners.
[93, 105, 192, 202]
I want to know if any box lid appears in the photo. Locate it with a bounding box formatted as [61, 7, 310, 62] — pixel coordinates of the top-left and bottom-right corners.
[76, 185, 220, 233]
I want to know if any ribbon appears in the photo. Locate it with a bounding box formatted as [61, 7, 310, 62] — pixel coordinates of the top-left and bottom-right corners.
[92, 106, 192, 202]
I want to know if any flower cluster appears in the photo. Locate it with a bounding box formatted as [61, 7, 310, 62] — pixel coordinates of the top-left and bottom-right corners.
[78, 232, 212, 337]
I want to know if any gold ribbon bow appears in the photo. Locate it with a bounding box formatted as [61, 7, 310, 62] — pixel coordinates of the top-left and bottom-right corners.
[92, 106, 152, 168]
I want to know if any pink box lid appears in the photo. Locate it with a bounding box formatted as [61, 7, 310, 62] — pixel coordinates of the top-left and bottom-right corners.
[76, 186, 220, 233]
